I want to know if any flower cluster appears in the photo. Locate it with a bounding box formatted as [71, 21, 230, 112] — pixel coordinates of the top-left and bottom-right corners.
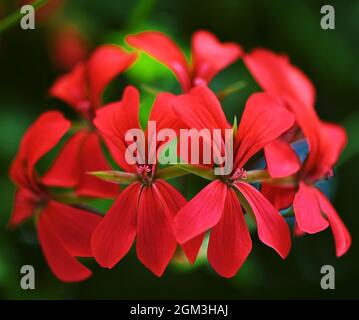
[9, 30, 351, 282]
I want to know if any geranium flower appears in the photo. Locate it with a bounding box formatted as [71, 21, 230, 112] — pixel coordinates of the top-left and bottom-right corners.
[126, 30, 242, 91]
[244, 48, 316, 107]
[9, 111, 102, 282]
[276, 97, 351, 257]
[244, 49, 351, 256]
[243, 48, 319, 179]
[42, 45, 137, 198]
[91, 86, 198, 276]
[172, 86, 294, 278]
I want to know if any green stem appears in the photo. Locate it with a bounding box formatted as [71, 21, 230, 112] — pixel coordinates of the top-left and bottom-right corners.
[51, 191, 91, 205]
[217, 80, 246, 100]
[245, 169, 296, 186]
[0, 0, 49, 34]
[140, 83, 163, 96]
[89, 170, 137, 185]
[175, 164, 216, 181]
[245, 169, 270, 183]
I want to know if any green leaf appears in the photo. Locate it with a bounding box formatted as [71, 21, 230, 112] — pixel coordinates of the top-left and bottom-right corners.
[89, 171, 137, 184]
[174, 164, 216, 181]
[156, 166, 190, 180]
[217, 80, 246, 101]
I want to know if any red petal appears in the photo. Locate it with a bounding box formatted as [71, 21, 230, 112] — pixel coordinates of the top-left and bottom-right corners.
[308, 122, 347, 180]
[244, 48, 316, 107]
[235, 182, 291, 258]
[293, 222, 306, 237]
[284, 97, 321, 177]
[180, 234, 205, 265]
[76, 132, 119, 198]
[11, 111, 70, 185]
[264, 139, 300, 178]
[147, 92, 178, 162]
[285, 98, 346, 180]
[87, 45, 137, 108]
[208, 187, 252, 278]
[261, 183, 295, 210]
[315, 189, 351, 257]
[42, 130, 87, 188]
[45, 201, 101, 257]
[235, 93, 295, 169]
[192, 30, 242, 85]
[154, 179, 203, 264]
[172, 86, 230, 164]
[148, 92, 178, 133]
[293, 182, 329, 234]
[172, 85, 229, 131]
[38, 209, 92, 282]
[94, 86, 140, 172]
[91, 182, 141, 268]
[8, 189, 38, 227]
[319, 122, 347, 171]
[136, 184, 177, 277]
[126, 31, 191, 91]
[50, 63, 88, 114]
[42, 131, 118, 198]
[153, 180, 186, 220]
[173, 180, 227, 244]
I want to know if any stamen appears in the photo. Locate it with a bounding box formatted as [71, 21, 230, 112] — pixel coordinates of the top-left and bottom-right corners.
[137, 164, 151, 175]
[233, 168, 247, 180]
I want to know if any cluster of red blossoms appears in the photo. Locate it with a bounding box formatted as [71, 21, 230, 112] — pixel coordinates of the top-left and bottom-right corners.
[9, 30, 351, 282]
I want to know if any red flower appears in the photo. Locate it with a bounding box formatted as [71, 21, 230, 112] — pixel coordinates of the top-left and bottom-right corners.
[244, 48, 316, 107]
[91, 86, 198, 276]
[9, 111, 102, 282]
[244, 48, 316, 179]
[42, 45, 137, 198]
[245, 49, 351, 256]
[172, 86, 294, 277]
[126, 30, 242, 91]
[289, 97, 351, 257]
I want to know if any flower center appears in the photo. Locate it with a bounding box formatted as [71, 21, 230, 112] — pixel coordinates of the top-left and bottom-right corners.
[232, 168, 247, 180]
[223, 167, 247, 185]
[137, 164, 153, 185]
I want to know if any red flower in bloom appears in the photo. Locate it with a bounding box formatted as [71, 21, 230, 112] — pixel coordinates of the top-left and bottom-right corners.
[286, 97, 351, 257]
[242, 48, 317, 179]
[245, 49, 351, 256]
[126, 30, 242, 91]
[91, 86, 198, 276]
[9, 111, 102, 282]
[42, 45, 137, 198]
[172, 86, 294, 278]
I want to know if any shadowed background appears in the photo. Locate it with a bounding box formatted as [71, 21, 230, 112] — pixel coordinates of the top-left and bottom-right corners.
[0, 0, 358, 299]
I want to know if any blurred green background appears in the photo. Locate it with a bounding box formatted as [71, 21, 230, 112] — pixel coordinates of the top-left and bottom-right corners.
[0, 0, 358, 299]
